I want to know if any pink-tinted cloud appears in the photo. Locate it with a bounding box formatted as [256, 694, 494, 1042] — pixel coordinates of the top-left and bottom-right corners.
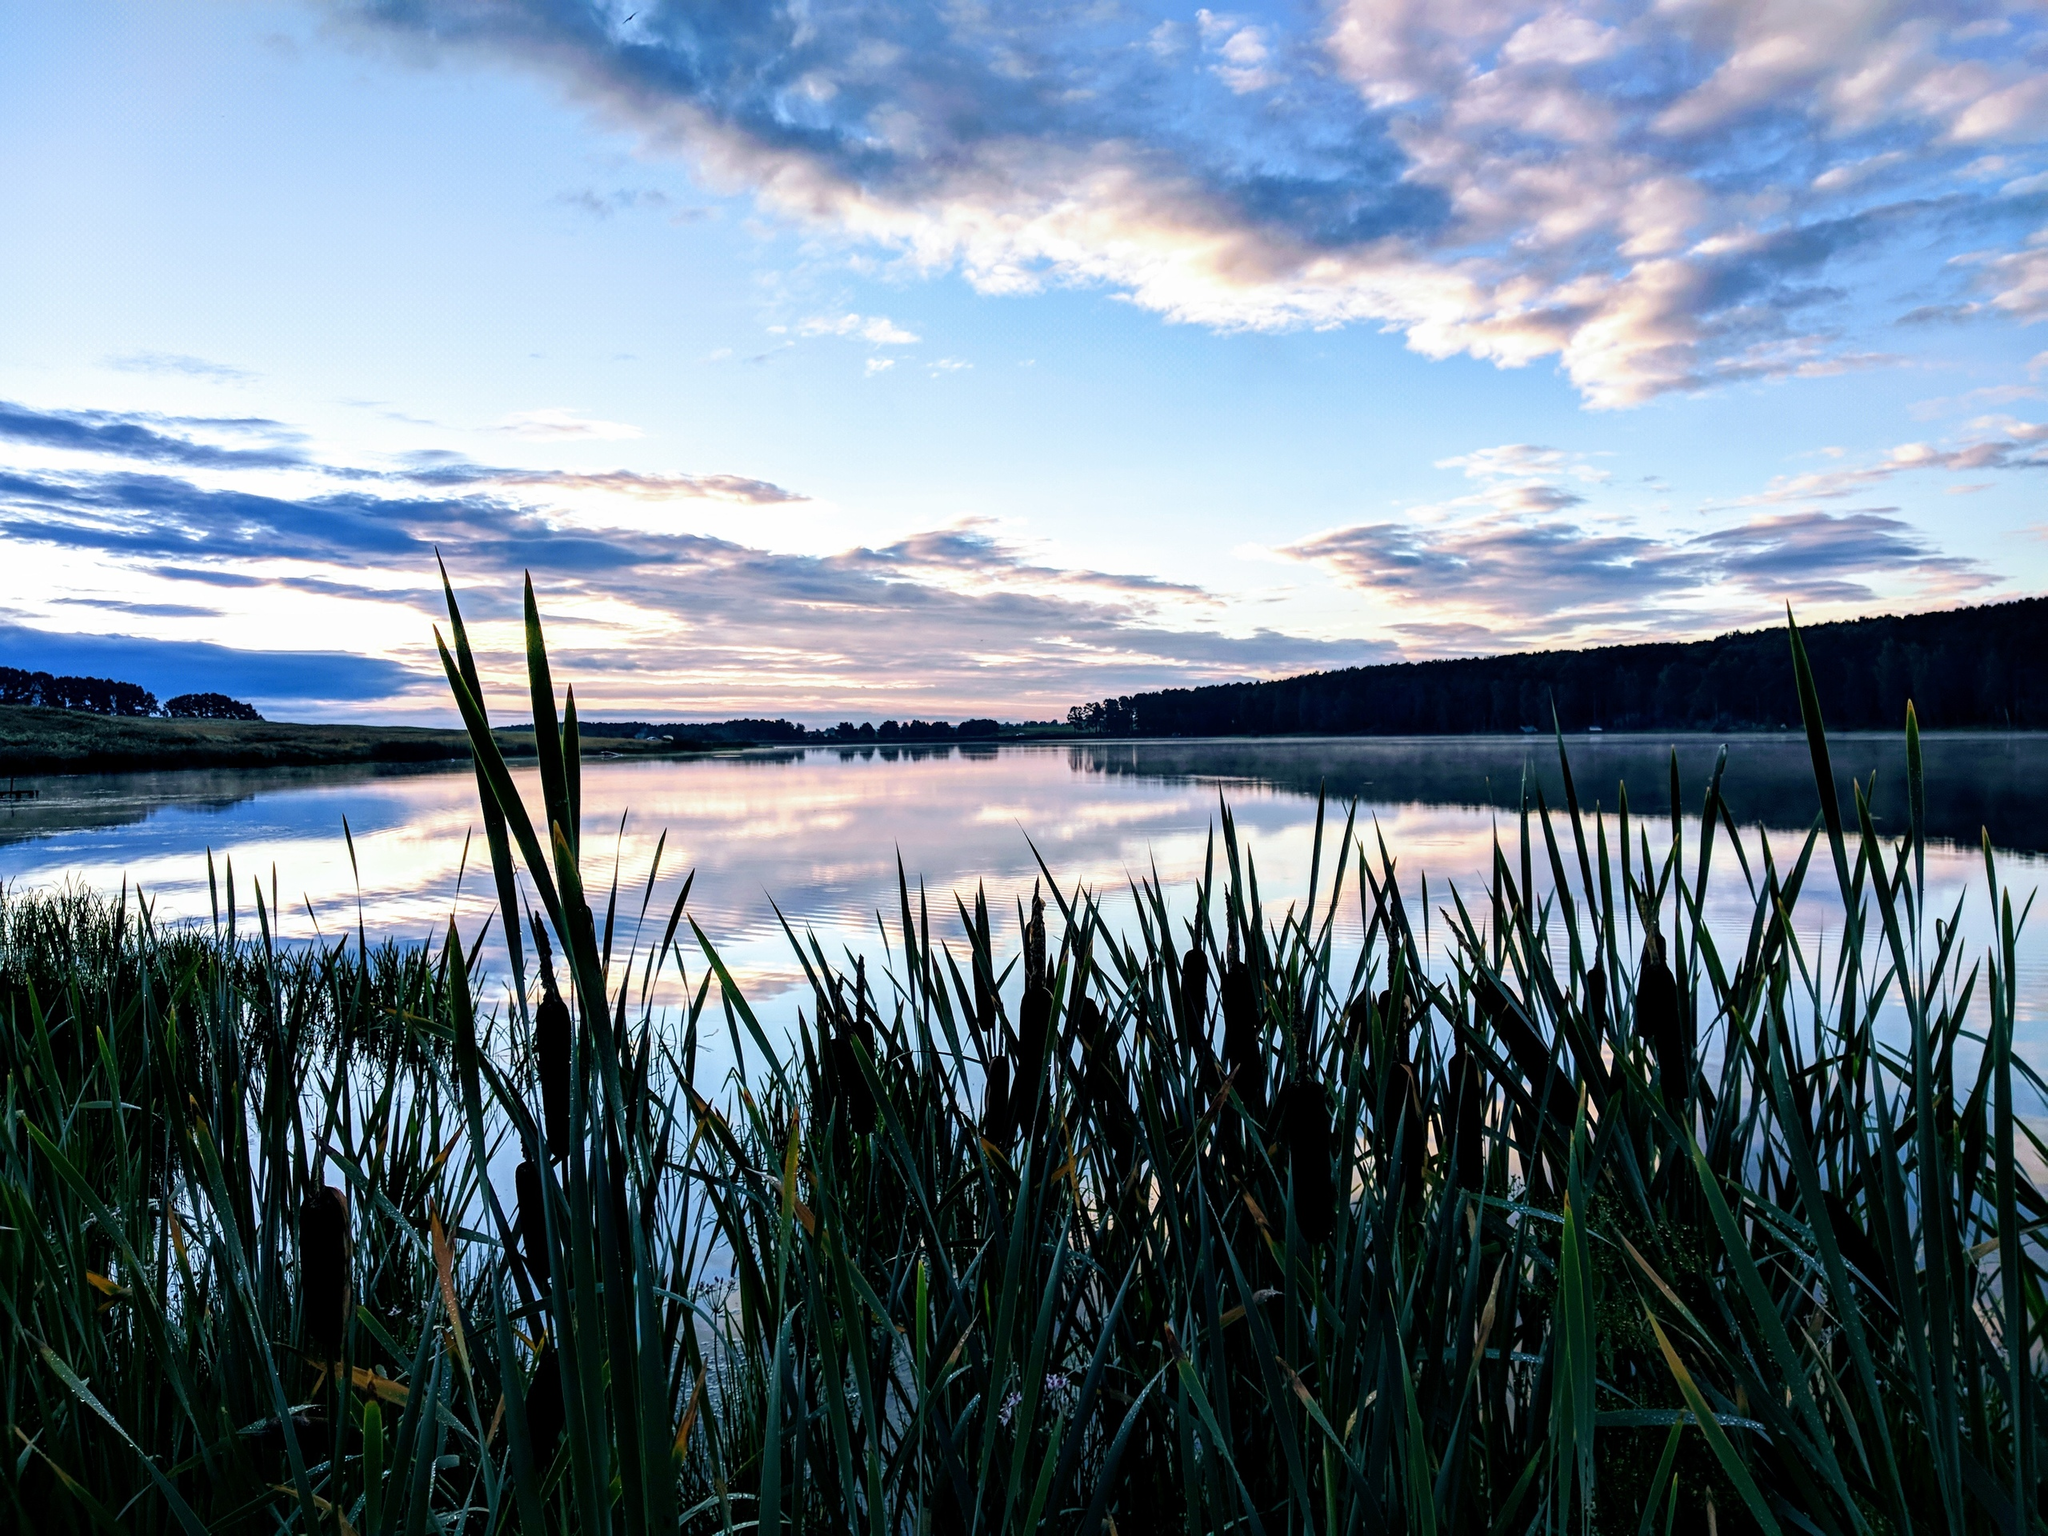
[346, 0, 2048, 406]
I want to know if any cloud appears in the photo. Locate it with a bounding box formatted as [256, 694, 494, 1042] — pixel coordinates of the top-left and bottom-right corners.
[499, 408, 644, 440]
[1731, 418, 2048, 502]
[0, 403, 1363, 718]
[344, 0, 2048, 407]
[553, 186, 671, 216]
[0, 400, 308, 470]
[1285, 505, 1990, 643]
[1197, 10, 1280, 95]
[1686, 510, 1985, 597]
[0, 398, 806, 506]
[1287, 515, 1683, 621]
[50, 597, 222, 619]
[797, 313, 921, 345]
[1274, 429, 2001, 643]
[422, 464, 808, 504]
[0, 621, 424, 712]
[839, 519, 1210, 599]
[104, 351, 255, 382]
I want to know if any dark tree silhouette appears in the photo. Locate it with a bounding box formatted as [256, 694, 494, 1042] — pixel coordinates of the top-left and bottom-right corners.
[162, 692, 263, 721]
[1067, 597, 2048, 736]
[0, 667, 158, 716]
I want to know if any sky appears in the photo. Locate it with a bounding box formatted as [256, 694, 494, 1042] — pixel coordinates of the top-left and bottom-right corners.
[2, 1, 2046, 725]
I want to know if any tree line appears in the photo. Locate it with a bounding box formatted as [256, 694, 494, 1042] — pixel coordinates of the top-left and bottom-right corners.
[0, 667, 262, 720]
[578, 717, 1007, 744]
[1066, 597, 2048, 737]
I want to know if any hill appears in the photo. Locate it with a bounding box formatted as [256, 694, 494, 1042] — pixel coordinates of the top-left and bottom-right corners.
[1067, 597, 2048, 737]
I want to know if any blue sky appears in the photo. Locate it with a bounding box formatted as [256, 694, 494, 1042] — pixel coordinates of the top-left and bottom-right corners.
[2, 1, 2045, 722]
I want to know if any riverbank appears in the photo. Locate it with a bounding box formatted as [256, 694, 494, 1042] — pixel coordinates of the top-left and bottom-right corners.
[0, 705, 730, 775]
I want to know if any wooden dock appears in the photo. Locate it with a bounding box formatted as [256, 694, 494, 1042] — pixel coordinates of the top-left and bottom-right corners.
[1, 777, 36, 802]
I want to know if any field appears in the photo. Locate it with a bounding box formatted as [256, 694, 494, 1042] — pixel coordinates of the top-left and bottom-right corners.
[0, 705, 717, 776]
[0, 575, 2040, 1534]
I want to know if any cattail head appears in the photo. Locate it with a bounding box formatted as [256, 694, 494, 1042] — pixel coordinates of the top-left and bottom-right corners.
[1024, 886, 1047, 993]
[1635, 933, 1683, 1109]
[299, 1184, 352, 1366]
[830, 1023, 876, 1136]
[1075, 997, 1135, 1165]
[1272, 1078, 1334, 1245]
[983, 1054, 1012, 1149]
[515, 1158, 550, 1297]
[1075, 997, 1118, 1095]
[1179, 945, 1208, 1055]
[1220, 961, 1264, 1113]
[1015, 982, 1051, 1130]
[535, 992, 571, 1161]
[1377, 988, 1416, 1070]
[1446, 1051, 1483, 1194]
[1220, 960, 1256, 1069]
[525, 1342, 564, 1462]
[531, 909, 572, 1161]
[1344, 992, 1371, 1051]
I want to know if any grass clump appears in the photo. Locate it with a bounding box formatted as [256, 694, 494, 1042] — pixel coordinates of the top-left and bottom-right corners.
[0, 570, 2043, 1535]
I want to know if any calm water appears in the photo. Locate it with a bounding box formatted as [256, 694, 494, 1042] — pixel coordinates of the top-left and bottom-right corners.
[4, 732, 2045, 1060]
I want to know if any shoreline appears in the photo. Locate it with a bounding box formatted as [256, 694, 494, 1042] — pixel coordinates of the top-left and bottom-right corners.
[5, 704, 2044, 781]
[0, 705, 740, 777]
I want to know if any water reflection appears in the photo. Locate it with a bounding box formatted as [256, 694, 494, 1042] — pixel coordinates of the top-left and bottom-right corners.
[1069, 733, 2048, 854]
[2, 736, 2043, 1061]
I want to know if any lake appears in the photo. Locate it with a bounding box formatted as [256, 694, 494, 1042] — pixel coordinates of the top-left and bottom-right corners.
[5, 731, 2046, 1062]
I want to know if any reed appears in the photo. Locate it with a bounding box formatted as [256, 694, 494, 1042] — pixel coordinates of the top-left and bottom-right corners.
[0, 573, 2042, 1535]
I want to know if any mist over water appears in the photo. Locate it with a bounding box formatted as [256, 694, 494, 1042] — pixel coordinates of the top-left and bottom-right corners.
[5, 732, 2045, 1065]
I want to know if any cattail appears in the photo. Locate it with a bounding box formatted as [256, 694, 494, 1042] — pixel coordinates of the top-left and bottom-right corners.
[1380, 989, 1415, 1066]
[525, 1343, 564, 1462]
[830, 1022, 876, 1135]
[1076, 997, 1134, 1171]
[299, 1184, 352, 1366]
[1272, 1078, 1334, 1244]
[1220, 959, 1262, 1112]
[1179, 944, 1209, 1073]
[535, 992, 571, 1159]
[1024, 887, 1047, 993]
[1636, 933, 1683, 1113]
[1361, 991, 1411, 1159]
[1447, 1051, 1483, 1195]
[516, 1158, 550, 1297]
[532, 912, 572, 1161]
[1074, 997, 1119, 1108]
[1344, 992, 1371, 1052]
[983, 1054, 1012, 1149]
[1016, 984, 1051, 1135]
[573, 899, 599, 969]
[1585, 968, 1608, 1044]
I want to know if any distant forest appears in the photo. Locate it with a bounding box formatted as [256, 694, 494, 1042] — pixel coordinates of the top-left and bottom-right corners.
[1067, 598, 2048, 737]
[577, 717, 1008, 744]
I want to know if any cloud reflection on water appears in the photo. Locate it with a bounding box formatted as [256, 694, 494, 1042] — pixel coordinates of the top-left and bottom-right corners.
[2, 737, 2043, 1066]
